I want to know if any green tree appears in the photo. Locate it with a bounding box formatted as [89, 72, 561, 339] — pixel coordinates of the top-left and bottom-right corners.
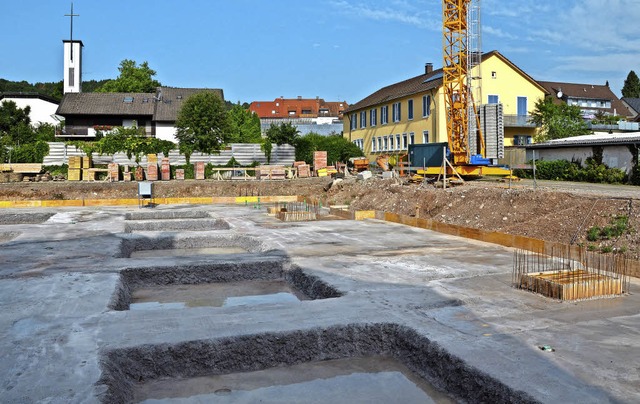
[530, 97, 589, 142]
[622, 70, 640, 98]
[91, 126, 175, 163]
[227, 103, 262, 143]
[295, 132, 363, 164]
[0, 100, 31, 133]
[175, 92, 229, 162]
[97, 60, 161, 93]
[265, 122, 299, 146]
[0, 101, 34, 161]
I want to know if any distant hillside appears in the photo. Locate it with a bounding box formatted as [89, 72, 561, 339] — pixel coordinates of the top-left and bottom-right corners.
[0, 78, 110, 101]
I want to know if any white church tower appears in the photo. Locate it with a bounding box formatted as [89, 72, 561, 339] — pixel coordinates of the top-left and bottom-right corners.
[63, 40, 83, 93]
[63, 3, 82, 94]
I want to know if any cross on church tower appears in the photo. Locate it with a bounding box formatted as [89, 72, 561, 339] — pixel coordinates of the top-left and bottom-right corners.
[63, 2, 83, 93]
[64, 3, 79, 61]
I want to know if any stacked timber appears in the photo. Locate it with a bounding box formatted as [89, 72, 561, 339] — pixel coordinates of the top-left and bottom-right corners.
[68, 156, 82, 181]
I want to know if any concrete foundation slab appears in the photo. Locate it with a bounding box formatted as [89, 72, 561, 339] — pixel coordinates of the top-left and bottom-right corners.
[0, 204, 638, 403]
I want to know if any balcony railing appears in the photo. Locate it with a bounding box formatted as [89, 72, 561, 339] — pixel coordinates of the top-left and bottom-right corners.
[503, 114, 537, 128]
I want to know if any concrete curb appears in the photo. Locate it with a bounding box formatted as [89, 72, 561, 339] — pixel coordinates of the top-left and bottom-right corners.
[0, 195, 301, 208]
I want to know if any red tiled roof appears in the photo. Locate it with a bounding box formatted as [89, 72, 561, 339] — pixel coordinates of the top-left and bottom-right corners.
[249, 98, 348, 118]
[537, 81, 630, 117]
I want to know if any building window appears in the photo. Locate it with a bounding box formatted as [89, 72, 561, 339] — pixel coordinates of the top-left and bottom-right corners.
[392, 102, 401, 122]
[360, 111, 367, 128]
[372, 138, 377, 152]
[514, 135, 532, 145]
[491, 71, 497, 79]
[517, 96, 528, 116]
[370, 108, 377, 126]
[69, 68, 75, 87]
[402, 134, 408, 149]
[381, 106, 388, 124]
[422, 95, 431, 117]
[378, 137, 383, 151]
[409, 132, 415, 145]
[396, 134, 401, 150]
[389, 135, 394, 150]
[350, 113, 357, 130]
[408, 99, 414, 120]
[488, 95, 499, 104]
[383, 136, 388, 151]
[422, 130, 429, 143]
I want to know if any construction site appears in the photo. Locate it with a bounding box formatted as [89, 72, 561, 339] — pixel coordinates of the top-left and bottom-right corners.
[1, 0, 639, 402]
[0, 176, 639, 403]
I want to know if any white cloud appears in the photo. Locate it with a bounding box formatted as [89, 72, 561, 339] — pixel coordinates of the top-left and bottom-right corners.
[532, 0, 640, 52]
[328, 0, 439, 30]
[484, 26, 517, 39]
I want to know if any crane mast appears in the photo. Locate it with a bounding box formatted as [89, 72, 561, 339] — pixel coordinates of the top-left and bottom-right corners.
[442, 0, 484, 166]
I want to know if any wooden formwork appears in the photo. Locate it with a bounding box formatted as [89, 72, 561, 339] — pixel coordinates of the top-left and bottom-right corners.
[276, 211, 317, 222]
[518, 270, 623, 300]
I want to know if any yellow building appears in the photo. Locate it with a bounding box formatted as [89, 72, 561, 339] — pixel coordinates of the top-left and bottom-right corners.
[343, 51, 547, 162]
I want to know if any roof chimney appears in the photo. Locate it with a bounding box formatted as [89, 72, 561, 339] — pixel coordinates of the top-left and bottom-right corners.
[425, 63, 433, 74]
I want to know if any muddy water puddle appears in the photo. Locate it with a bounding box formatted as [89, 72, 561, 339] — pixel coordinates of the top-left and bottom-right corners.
[134, 356, 455, 403]
[129, 246, 248, 258]
[130, 280, 307, 310]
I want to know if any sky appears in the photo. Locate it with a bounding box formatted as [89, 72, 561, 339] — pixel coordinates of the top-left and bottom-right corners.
[1, 0, 639, 104]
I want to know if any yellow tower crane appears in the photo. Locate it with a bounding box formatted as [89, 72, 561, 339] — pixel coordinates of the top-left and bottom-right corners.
[442, 0, 491, 171]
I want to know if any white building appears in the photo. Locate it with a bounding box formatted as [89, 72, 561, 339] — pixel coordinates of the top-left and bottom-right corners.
[0, 93, 61, 126]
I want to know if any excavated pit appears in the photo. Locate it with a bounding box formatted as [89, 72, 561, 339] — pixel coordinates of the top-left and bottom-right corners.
[98, 323, 536, 404]
[109, 261, 342, 311]
[116, 234, 263, 258]
[0, 212, 54, 224]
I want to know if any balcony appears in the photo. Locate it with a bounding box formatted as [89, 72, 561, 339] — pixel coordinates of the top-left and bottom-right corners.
[503, 114, 537, 128]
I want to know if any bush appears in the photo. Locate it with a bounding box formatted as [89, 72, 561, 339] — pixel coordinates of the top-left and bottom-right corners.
[43, 164, 67, 176]
[517, 158, 626, 184]
[294, 133, 363, 165]
[587, 226, 600, 241]
[10, 141, 50, 163]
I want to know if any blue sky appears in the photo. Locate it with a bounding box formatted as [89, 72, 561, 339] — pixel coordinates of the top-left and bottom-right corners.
[1, 0, 639, 104]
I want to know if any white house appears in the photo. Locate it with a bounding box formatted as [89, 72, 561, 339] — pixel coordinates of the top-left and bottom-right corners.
[0, 93, 61, 126]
